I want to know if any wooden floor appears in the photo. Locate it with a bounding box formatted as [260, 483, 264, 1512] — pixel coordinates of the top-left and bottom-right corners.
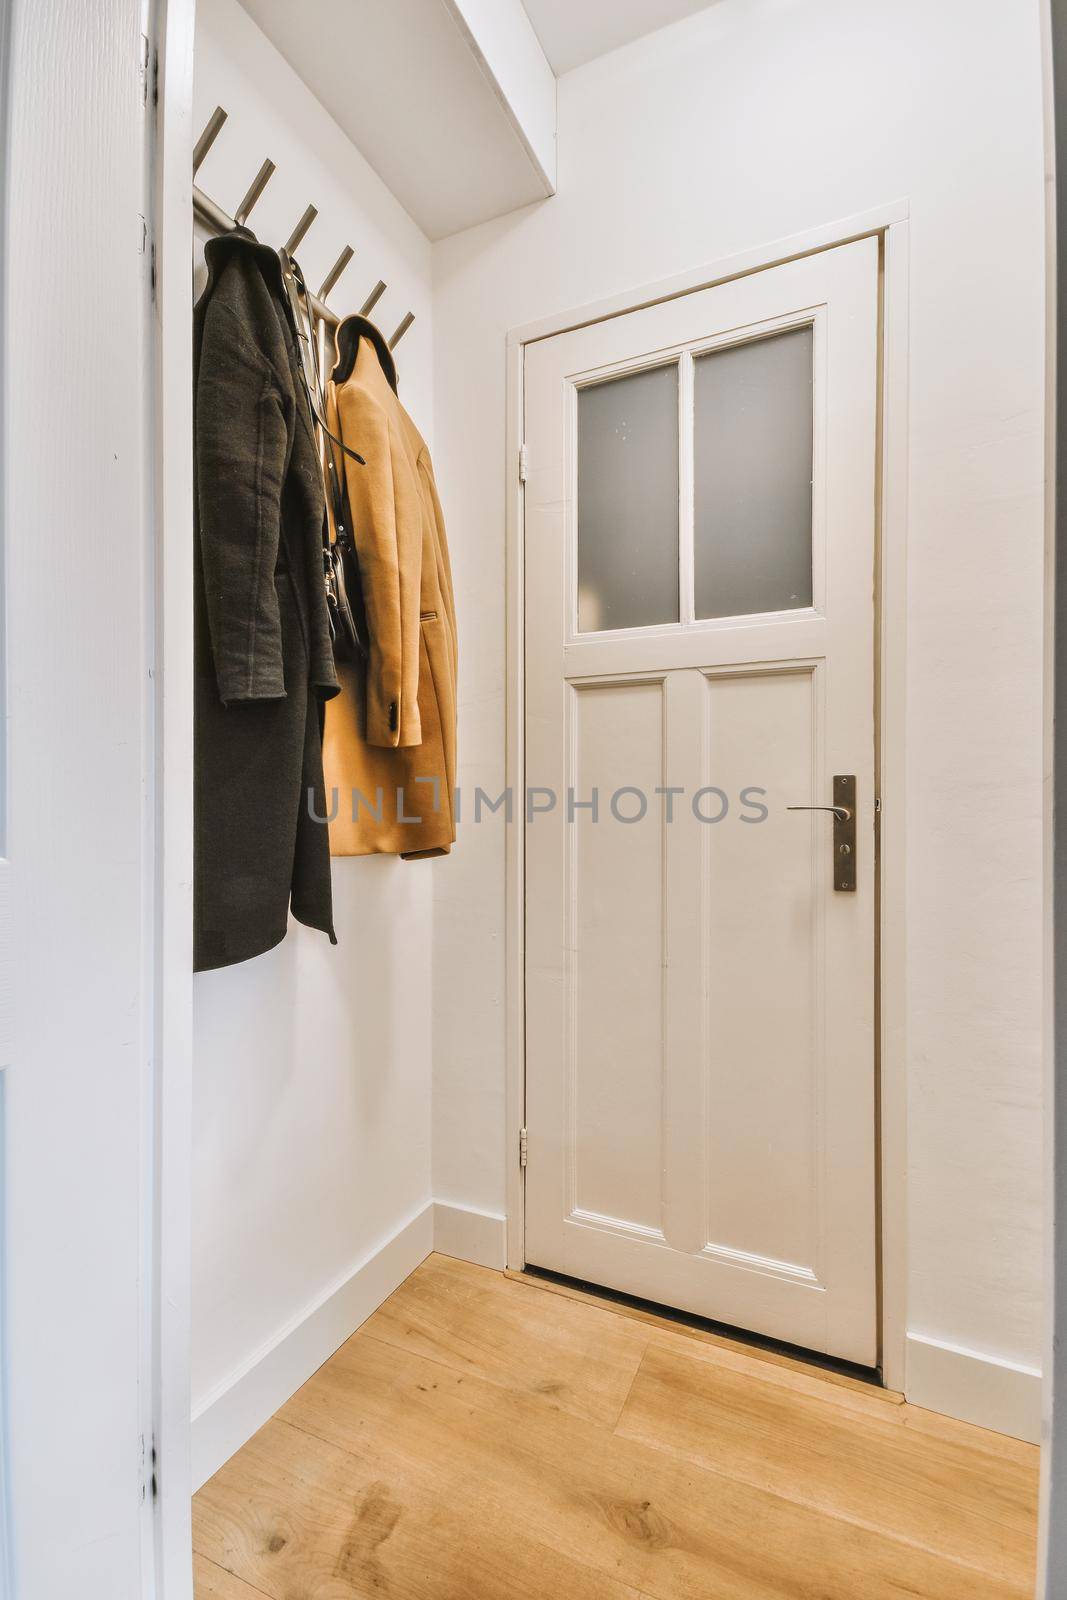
[193, 1253, 1039, 1599]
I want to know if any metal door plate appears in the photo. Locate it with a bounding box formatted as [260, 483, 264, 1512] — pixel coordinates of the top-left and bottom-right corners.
[833, 774, 856, 891]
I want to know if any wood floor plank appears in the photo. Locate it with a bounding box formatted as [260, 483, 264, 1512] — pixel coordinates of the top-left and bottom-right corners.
[506, 1266, 901, 1401]
[614, 1334, 1038, 1592]
[267, 1322, 1022, 1600]
[365, 1252, 651, 1429]
[193, 1552, 272, 1599]
[640, 1321, 1036, 1461]
[194, 1415, 650, 1600]
[195, 1261, 1035, 1600]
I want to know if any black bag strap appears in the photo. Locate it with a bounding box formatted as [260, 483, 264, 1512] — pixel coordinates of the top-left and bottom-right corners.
[323, 397, 352, 553]
[279, 246, 359, 573]
[326, 395, 369, 659]
[278, 248, 366, 469]
[286, 256, 370, 661]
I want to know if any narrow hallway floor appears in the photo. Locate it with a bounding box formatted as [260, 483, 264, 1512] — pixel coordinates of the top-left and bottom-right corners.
[193, 1253, 1039, 1598]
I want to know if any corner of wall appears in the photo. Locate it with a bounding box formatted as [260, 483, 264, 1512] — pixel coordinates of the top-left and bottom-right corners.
[191, 1203, 435, 1491]
[433, 1199, 507, 1269]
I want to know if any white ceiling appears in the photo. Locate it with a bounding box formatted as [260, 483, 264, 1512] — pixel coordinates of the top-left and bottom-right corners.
[237, 0, 555, 241]
[520, 0, 721, 75]
[234, 0, 723, 241]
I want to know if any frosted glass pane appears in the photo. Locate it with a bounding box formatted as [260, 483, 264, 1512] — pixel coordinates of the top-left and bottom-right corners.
[694, 327, 813, 619]
[577, 364, 679, 632]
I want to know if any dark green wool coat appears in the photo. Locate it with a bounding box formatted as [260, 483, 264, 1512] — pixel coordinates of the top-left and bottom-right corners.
[194, 229, 340, 972]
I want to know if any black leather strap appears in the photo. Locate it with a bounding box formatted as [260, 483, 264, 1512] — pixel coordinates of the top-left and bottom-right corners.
[278, 249, 366, 468]
[277, 249, 368, 658]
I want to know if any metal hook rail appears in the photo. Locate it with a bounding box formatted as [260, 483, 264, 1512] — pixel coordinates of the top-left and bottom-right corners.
[192, 105, 415, 350]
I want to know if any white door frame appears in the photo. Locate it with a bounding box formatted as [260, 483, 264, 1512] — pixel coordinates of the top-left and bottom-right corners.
[503, 200, 911, 1391]
[4, 0, 195, 1593]
[152, 0, 197, 1593]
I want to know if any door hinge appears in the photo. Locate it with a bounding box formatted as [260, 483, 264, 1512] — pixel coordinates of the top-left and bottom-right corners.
[518, 443, 529, 484]
[140, 1433, 158, 1503]
[519, 1126, 528, 1168]
[139, 33, 150, 106]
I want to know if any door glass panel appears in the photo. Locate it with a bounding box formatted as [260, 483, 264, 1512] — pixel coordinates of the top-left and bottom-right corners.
[577, 363, 679, 632]
[694, 326, 813, 619]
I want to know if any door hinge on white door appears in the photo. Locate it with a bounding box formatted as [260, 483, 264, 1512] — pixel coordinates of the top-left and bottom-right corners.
[519, 1126, 528, 1168]
[518, 443, 529, 484]
[140, 1433, 158, 1503]
[139, 33, 150, 106]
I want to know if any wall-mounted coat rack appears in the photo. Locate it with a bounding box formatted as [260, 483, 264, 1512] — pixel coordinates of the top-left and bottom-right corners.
[192, 105, 415, 350]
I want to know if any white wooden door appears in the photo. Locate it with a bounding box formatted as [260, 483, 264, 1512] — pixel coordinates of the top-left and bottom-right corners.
[524, 238, 879, 1365]
[3, 0, 165, 1593]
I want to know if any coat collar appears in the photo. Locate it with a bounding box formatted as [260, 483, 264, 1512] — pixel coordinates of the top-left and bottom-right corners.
[202, 224, 279, 277]
[331, 314, 398, 393]
[199, 236, 400, 397]
[199, 226, 295, 329]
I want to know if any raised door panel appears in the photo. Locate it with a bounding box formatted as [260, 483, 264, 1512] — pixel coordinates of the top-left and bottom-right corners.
[569, 679, 666, 1235]
[702, 668, 819, 1279]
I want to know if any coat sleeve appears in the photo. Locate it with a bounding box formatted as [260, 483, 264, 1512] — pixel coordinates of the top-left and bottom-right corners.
[335, 386, 422, 747]
[196, 258, 291, 705]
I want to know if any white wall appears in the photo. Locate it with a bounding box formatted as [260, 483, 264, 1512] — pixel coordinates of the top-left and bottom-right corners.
[190, 0, 435, 1466]
[431, 0, 1048, 1416]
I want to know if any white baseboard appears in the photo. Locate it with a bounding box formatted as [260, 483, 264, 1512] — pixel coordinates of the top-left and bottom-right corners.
[433, 1200, 508, 1269]
[905, 1332, 1042, 1444]
[191, 1202, 434, 1491]
[191, 1199, 509, 1490]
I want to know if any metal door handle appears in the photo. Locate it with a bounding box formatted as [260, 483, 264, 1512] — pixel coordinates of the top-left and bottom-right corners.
[787, 804, 851, 822]
[787, 776, 857, 891]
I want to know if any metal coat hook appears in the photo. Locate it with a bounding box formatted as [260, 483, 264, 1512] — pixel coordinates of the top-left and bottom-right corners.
[233, 158, 275, 226]
[193, 105, 228, 176]
[360, 280, 387, 317]
[318, 246, 354, 302]
[388, 313, 415, 350]
[283, 204, 318, 255]
[190, 107, 415, 349]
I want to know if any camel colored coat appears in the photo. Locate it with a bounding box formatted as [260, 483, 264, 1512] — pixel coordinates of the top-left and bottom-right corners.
[323, 330, 457, 857]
